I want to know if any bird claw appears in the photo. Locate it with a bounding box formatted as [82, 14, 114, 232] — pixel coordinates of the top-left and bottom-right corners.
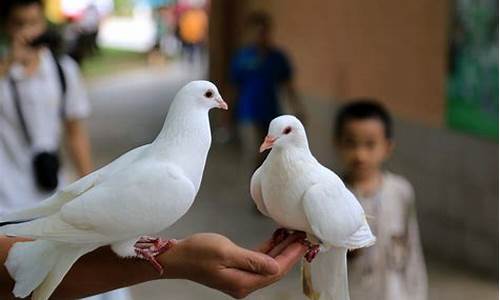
[301, 239, 320, 263]
[134, 236, 176, 275]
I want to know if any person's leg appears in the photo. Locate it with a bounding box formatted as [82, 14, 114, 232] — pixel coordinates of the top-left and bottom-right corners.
[238, 121, 259, 163]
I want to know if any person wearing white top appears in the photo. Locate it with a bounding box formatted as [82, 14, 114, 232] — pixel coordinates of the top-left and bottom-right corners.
[0, 1, 130, 299]
[0, 0, 93, 214]
[0, 47, 93, 211]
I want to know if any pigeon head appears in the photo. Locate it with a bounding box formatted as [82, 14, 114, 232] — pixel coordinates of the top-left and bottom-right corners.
[177, 80, 228, 111]
[260, 115, 308, 152]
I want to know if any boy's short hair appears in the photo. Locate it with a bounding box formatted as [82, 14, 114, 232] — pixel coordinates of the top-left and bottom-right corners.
[0, 0, 42, 21]
[334, 99, 393, 140]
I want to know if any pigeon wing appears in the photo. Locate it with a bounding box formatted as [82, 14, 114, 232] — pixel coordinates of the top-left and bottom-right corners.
[250, 166, 270, 217]
[0, 145, 149, 224]
[302, 183, 366, 248]
[60, 160, 196, 240]
[1, 160, 195, 244]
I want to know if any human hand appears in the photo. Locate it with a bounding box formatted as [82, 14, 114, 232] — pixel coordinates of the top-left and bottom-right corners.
[159, 232, 307, 299]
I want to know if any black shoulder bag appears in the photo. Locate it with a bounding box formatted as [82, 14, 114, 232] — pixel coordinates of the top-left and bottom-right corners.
[9, 51, 67, 192]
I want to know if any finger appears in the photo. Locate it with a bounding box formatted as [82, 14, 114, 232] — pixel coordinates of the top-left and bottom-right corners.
[267, 232, 306, 257]
[221, 243, 307, 297]
[255, 238, 274, 254]
[256, 231, 306, 255]
[227, 247, 279, 275]
[219, 268, 277, 296]
[274, 242, 308, 274]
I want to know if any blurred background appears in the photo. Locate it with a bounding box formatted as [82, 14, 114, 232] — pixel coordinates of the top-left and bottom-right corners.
[0, 0, 498, 299]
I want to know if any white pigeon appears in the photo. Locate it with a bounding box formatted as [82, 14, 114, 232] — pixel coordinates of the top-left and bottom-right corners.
[250, 115, 375, 300]
[0, 80, 228, 300]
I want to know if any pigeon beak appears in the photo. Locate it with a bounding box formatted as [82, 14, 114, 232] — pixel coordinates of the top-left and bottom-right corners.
[259, 135, 277, 153]
[216, 98, 228, 110]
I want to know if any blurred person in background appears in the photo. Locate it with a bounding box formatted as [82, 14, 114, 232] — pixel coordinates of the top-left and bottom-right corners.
[333, 100, 427, 300]
[176, 4, 208, 64]
[0, 1, 135, 299]
[148, 5, 169, 65]
[66, 3, 101, 65]
[230, 11, 304, 169]
[0, 0, 94, 211]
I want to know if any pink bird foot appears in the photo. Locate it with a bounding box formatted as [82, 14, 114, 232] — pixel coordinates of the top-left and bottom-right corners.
[134, 236, 176, 275]
[301, 239, 320, 263]
[271, 228, 291, 247]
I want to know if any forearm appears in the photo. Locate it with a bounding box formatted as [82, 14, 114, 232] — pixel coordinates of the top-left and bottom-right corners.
[0, 233, 306, 299]
[65, 120, 94, 177]
[0, 237, 160, 299]
[54, 247, 160, 299]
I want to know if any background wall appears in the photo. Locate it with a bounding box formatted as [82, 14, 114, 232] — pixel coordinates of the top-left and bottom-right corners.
[209, 0, 498, 276]
[211, 0, 449, 126]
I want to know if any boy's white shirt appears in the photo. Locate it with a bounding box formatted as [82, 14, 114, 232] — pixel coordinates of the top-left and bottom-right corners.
[0, 48, 90, 213]
[347, 171, 428, 300]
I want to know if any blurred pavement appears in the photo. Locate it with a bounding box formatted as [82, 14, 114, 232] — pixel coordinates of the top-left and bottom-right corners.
[81, 63, 498, 300]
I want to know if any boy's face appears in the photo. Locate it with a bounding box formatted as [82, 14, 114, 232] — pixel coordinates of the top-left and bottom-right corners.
[336, 118, 393, 178]
[249, 24, 271, 48]
[5, 3, 46, 42]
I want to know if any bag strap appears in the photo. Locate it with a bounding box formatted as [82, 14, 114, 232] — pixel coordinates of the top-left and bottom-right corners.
[8, 77, 32, 145]
[50, 50, 67, 119]
[9, 50, 68, 146]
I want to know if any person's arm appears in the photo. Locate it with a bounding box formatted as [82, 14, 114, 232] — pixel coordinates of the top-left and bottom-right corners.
[64, 119, 94, 177]
[229, 51, 245, 85]
[1, 232, 307, 299]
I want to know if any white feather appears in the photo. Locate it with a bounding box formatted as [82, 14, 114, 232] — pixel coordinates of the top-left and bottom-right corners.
[251, 115, 375, 300]
[0, 144, 148, 224]
[309, 247, 349, 300]
[0, 80, 224, 300]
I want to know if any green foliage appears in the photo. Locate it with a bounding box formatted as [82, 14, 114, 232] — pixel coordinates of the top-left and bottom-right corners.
[113, 0, 135, 16]
[446, 0, 498, 140]
[81, 48, 147, 78]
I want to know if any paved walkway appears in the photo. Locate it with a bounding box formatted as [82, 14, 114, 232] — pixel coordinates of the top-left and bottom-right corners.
[83, 64, 498, 300]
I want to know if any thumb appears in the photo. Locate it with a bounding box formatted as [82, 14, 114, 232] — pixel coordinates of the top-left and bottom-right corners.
[228, 247, 279, 275]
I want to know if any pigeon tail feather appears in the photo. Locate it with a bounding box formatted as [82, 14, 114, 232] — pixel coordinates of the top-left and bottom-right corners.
[305, 247, 350, 300]
[6, 239, 94, 300]
[343, 221, 376, 250]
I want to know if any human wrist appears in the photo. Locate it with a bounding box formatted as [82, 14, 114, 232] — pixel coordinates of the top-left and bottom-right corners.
[156, 239, 186, 280]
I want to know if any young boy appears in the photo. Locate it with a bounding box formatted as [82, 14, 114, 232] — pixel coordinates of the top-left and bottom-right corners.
[334, 100, 428, 300]
[230, 11, 304, 168]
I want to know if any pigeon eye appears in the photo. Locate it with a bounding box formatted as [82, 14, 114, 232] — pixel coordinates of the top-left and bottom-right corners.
[283, 126, 292, 135]
[204, 90, 214, 98]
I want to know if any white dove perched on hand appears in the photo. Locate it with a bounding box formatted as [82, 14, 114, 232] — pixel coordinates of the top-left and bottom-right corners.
[250, 115, 375, 300]
[0, 80, 228, 300]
